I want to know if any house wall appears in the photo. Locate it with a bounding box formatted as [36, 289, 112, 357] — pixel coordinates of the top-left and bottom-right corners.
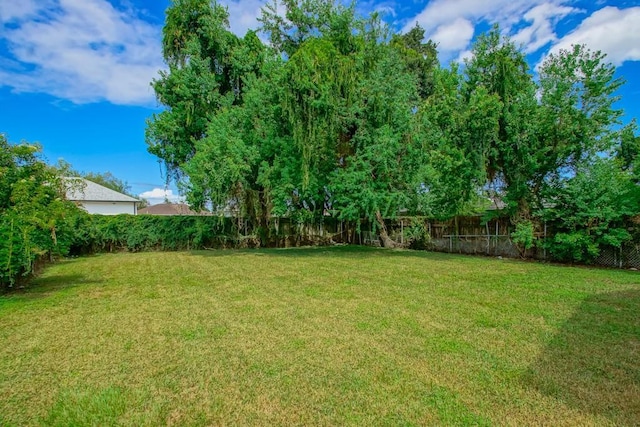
[80, 201, 137, 215]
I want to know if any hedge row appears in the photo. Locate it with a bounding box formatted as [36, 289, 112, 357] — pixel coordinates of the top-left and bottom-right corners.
[67, 214, 255, 254]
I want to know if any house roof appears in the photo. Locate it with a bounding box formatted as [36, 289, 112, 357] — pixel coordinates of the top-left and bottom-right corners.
[138, 203, 210, 216]
[65, 178, 139, 203]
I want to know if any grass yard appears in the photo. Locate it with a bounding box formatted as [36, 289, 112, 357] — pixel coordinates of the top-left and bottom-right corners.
[0, 246, 638, 426]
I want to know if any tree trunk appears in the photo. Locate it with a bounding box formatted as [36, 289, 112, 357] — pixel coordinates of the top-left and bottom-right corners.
[375, 210, 396, 248]
[256, 189, 271, 247]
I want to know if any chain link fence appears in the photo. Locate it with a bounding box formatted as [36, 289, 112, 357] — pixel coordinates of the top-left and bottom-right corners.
[360, 216, 640, 270]
[595, 243, 640, 269]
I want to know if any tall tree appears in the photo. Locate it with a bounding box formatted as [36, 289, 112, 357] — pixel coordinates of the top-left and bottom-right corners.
[146, 0, 240, 180]
[150, 0, 448, 246]
[417, 65, 497, 218]
[536, 44, 624, 180]
[463, 26, 539, 220]
[533, 45, 638, 261]
[390, 24, 438, 100]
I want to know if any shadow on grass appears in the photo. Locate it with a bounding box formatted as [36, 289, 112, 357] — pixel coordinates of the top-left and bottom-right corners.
[188, 245, 458, 260]
[523, 289, 640, 424]
[190, 245, 375, 257]
[2, 272, 104, 301]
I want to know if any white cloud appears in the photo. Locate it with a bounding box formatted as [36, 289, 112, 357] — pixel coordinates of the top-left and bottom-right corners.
[0, 0, 288, 105]
[455, 49, 473, 64]
[221, 0, 267, 37]
[546, 6, 640, 66]
[139, 188, 184, 205]
[512, 3, 575, 53]
[0, 0, 164, 105]
[402, 0, 579, 58]
[431, 18, 475, 52]
[356, 1, 397, 18]
[374, 5, 396, 18]
[0, 0, 48, 22]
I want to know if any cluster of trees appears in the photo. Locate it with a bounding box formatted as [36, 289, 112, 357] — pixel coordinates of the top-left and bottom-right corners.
[147, 0, 640, 260]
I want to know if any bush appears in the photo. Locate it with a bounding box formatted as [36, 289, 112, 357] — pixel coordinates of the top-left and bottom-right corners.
[540, 159, 639, 263]
[511, 220, 535, 258]
[0, 137, 84, 288]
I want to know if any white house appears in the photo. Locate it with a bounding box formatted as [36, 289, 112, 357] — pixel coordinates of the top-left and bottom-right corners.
[65, 178, 139, 215]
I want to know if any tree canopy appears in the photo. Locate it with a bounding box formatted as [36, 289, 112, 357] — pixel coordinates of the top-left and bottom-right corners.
[147, 0, 639, 256]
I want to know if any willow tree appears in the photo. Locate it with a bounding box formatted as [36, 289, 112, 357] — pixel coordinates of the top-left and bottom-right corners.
[150, 0, 449, 246]
[463, 26, 539, 220]
[182, 52, 288, 231]
[262, 1, 445, 245]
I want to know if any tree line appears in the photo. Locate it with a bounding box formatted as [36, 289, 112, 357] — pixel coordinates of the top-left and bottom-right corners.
[146, 0, 640, 259]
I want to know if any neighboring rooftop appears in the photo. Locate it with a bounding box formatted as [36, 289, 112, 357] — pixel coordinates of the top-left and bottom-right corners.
[138, 203, 210, 216]
[65, 178, 139, 203]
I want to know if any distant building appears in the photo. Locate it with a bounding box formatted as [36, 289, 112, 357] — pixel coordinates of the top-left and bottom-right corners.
[138, 203, 210, 216]
[65, 178, 139, 215]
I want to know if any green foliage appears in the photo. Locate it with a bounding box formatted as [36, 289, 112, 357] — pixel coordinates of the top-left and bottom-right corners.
[541, 158, 639, 263]
[463, 25, 539, 218]
[147, 0, 242, 179]
[511, 220, 535, 257]
[417, 65, 493, 218]
[0, 135, 82, 288]
[404, 218, 431, 249]
[617, 120, 640, 183]
[65, 215, 258, 254]
[260, 0, 360, 57]
[151, 0, 450, 244]
[148, 3, 640, 255]
[537, 44, 623, 165]
[390, 24, 438, 99]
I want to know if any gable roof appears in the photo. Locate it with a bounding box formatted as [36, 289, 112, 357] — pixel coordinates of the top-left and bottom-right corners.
[65, 178, 139, 203]
[138, 203, 210, 216]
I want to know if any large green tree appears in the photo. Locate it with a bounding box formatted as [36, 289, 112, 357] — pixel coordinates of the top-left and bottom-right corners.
[534, 45, 639, 261]
[463, 26, 539, 219]
[261, 2, 447, 245]
[152, 0, 448, 246]
[146, 0, 242, 180]
[536, 44, 624, 180]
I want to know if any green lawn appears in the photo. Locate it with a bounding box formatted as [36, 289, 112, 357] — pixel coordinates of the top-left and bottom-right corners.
[0, 247, 638, 426]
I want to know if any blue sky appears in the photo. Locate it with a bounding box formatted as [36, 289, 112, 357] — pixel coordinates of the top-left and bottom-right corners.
[1, 0, 639, 205]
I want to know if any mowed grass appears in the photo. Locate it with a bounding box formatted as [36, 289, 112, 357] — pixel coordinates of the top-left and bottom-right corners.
[0, 247, 638, 426]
